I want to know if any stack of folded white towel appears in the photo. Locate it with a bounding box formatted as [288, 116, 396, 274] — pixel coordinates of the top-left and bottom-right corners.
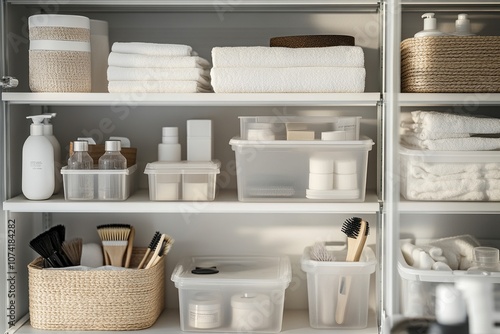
[210, 46, 366, 93]
[401, 111, 500, 200]
[107, 42, 212, 93]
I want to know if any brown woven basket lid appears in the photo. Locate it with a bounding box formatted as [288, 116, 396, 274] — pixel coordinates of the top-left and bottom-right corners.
[270, 35, 355, 48]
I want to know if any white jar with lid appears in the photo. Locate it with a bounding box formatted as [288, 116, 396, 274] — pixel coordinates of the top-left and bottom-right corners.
[231, 293, 273, 331]
[188, 292, 222, 329]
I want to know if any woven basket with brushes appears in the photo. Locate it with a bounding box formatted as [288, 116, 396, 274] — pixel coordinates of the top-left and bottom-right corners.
[28, 248, 164, 331]
[401, 36, 500, 93]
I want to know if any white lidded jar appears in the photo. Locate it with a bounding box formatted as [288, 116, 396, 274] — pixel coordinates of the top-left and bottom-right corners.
[98, 140, 127, 199]
[188, 292, 222, 329]
[43, 112, 62, 194]
[22, 115, 55, 200]
[67, 140, 94, 200]
[158, 127, 181, 162]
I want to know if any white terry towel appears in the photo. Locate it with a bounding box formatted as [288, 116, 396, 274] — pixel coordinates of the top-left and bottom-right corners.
[108, 52, 211, 69]
[112, 42, 193, 56]
[409, 161, 483, 176]
[411, 111, 500, 134]
[107, 66, 210, 85]
[211, 46, 365, 68]
[401, 128, 470, 140]
[108, 80, 212, 93]
[409, 165, 481, 181]
[408, 179, 486, 201]
[210, 67, 365, 93]
[401, 135, 500, 151]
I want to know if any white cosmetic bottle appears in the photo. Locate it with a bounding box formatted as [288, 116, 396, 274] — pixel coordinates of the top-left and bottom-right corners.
[43, 113, 62, 194]
[414, 13, 446, 38]
[22, 115, 55, 200]
[158, 127, 181, 162]
[452, 14, 474, 36]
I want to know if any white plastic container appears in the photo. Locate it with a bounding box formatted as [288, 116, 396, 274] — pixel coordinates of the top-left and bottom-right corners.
[61, 164, 137, 201]
[171, 255, 291, 333]
[144, 160, 220, 201]
[399, 145, 500, 201]
[229, 136, 373, 202]
[158, 127, 182, 162]
[187, 120, 213, 161]
[239, 116, 361, 141]
[301, 246, 376, 329]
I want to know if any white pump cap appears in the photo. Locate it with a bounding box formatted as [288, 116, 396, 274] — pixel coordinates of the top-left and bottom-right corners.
[422, 13, 437, 30]
[27, 115, 52, 136]
[455, 13, 472, 35]
[42, 113, 56, 135]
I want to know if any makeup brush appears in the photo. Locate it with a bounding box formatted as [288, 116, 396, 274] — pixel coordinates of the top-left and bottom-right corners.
[29, 227, 71, 268]
[97, 224, 131, 267]
[137, 231, 161, 269]
[335, 217, 369, 324]
[62, 238, 83, 266]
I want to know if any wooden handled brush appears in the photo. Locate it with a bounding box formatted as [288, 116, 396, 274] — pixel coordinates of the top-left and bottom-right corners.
[335, 217, 369, 325]
[137, 231, 161, 269]
[97, 224, 131, 267]
[145, 234, 174, 269]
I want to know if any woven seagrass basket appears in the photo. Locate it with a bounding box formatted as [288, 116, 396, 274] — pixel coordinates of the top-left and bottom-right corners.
[401, 36, 500, 93]
[28, 248, 165, 331]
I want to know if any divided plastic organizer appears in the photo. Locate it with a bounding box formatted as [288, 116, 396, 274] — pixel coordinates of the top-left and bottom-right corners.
[61, 164, 137, 200]
[301, 246, 376, 329]
[398, 240, 500, 318]
[144, 160, 220, 201]
[229, 136, 374, 202]
[400, 145, 500, 201]
[171, 255, 291, 333]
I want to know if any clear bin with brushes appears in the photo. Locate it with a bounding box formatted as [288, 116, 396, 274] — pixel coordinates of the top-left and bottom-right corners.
[301, 246, 376, 329]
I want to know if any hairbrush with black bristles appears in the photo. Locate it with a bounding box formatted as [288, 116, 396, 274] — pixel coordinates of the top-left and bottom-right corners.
[137, 231, 161, 269]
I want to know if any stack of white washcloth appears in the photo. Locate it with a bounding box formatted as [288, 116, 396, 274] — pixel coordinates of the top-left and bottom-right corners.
[107, 42, 212, 93]
[210, 46, 366, 93]
[401, 111, 500, 200]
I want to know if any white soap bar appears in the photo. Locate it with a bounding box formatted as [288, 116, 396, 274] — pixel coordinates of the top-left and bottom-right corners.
[321, 130, 346, 141]
[334, 159, 357, 174]
[333, 173, 358, 190]
[309, 173, 334, 190]
[309, 156, 334, 174]
[287, 130, 315, 141]
[184, 182, 208, 200]
[247, 129, 275, 141]
[156, 182, 179, 200]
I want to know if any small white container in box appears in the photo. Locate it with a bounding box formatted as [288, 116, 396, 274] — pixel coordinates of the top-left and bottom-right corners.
[400, 144, 500, 201]
[301, 246, 376, 329]
[239, 116, 361, 141]
[229, 136, 373, 202]
[61, 164, 137, 201]
[144, 160, 220, 201]
[171, 256, 291, 333]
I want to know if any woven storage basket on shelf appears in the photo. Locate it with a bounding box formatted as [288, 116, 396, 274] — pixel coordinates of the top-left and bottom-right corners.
[401, 36, 500, 93]
[28, 248, 165, 331]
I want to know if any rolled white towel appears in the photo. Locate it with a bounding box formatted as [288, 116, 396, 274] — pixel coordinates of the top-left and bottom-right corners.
[108, 52, 211, 69]
[210, 67, 365, 93]
[211, 46, 365, 68]
[108, 80, 212, 93]
[107, 66, 210, 85]
[112, 42, 193, 56]
[411, 111, 500, 134]
[401, 134, 500, 151]
[432, 261, 452, 271]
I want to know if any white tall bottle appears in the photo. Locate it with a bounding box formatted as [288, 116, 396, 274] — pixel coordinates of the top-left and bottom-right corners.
[22, 115, 55, 200]
[158, 127, 181, 161]
[43, 113, 62, 194]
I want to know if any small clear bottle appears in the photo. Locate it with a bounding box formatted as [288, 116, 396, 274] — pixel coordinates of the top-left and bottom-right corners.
[98, 140, 127, 199]
[67, 140, 94, 199]
[467, 246, 500, 275]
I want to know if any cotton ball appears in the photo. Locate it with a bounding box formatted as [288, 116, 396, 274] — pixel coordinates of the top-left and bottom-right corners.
[81, 243, 104, 267]
[432, 261, 452, 271]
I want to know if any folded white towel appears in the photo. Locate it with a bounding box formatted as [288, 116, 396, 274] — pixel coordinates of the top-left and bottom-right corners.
[210, 67, 365, 93]
[411, 111, 500, 134]
[107, 66, 210, 85]
[112, 42, 193, 56]
[108, 52, 211, 69]
[401, 135, 500, 151]
[410, 178, 485, 193]
[211, 46, 365, 68]
[108, 80, 212, 93]
[409, 161, 483, 176]
[409, 165, 481, 181]
[401, 128, 470, 140]
[429, 235, 480, 270]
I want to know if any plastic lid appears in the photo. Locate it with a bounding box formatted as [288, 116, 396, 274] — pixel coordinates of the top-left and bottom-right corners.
[73, 140, 89, 152]
[27, 115, 52, 136]
[422, 13, 437, 30]
[144, 160, 221, 175]
[472, 246, 499, 265]
[162, 127, 178, 137]
[105, 140, 121, 152]
[455, 13, 471, 34]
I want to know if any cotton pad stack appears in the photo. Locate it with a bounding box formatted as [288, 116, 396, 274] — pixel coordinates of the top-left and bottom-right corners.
[210, 46, 366, 93]
[28, 14, 91, 92]
[107, 42, 212, 93]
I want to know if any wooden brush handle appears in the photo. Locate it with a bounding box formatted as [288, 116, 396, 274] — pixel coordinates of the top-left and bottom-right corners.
[124, 226, 135, 268]
[335, 275, 352, 324]
[145, 234, 165, 269]
[137, 249, 151, 269]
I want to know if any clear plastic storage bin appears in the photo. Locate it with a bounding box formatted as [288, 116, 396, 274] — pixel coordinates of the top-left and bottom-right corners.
[171, 255, 291, 333]
[61, 164, 137, 201]
[144, 160, 220, 201]
[229, 136, 373, 202]
[400, 145, 500, 201]
[239, 116, 361, 141]
[301, 246, 376, 329]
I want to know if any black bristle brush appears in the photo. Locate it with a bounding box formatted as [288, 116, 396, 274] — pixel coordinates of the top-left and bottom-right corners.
[336, 217, 370, 324]
[29, 225, 72, 268]
[137, 231, 161, 269]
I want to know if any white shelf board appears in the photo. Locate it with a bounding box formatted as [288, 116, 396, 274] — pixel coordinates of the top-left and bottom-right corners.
[399, 93, 500, 106]
[399, 197, 500, 214]
[2, 92, 381, 107]
[7, 309, 379, 334]
[3, 189, 380, 214]
[401, 0, 500, 5]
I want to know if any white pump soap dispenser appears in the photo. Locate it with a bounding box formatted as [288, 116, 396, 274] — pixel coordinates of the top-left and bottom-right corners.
[43, 113, 62, 194]
[414, 13, 446, 38]
[453, 13, 474, 36]
[22, 114, 55, 200]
